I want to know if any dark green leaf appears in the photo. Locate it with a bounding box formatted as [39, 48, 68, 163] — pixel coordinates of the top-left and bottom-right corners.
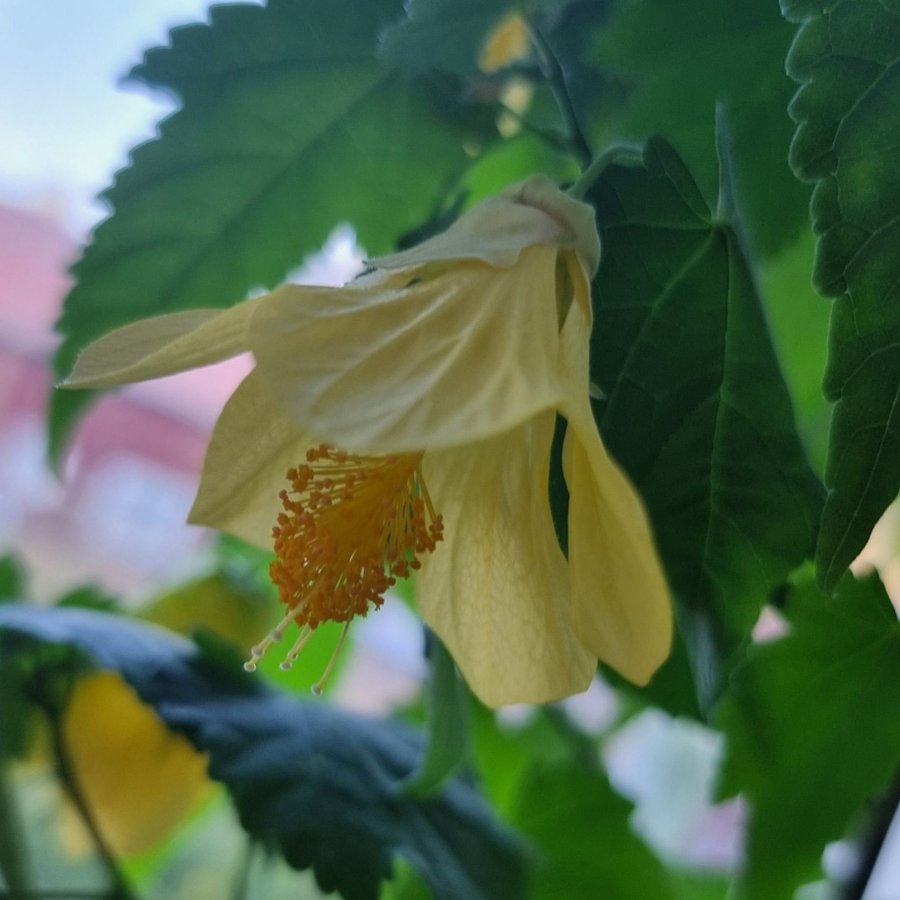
[379, 0, 518, 74]
[758, 230, 831, 473]
[0, 615, 37, 898]
[0, 761, 30, 899]
[51, 0, 489, 457]
[717, 573, 900, 899]
[0, 555, 26, 603]
[782, 0, 900, 588]
[596, 0, 810, 256]
[404, 631, 469, 797]
[511, 760, 675, 900]
[55, 584, 120, 612]
[0, 605, 524, 900]
[587, 138, 823, 709]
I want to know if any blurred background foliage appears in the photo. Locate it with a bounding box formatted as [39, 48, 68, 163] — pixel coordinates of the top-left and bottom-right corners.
[2, 0, 900, 898]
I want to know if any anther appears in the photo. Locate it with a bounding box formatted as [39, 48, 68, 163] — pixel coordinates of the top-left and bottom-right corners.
[245, 444, 444, 684]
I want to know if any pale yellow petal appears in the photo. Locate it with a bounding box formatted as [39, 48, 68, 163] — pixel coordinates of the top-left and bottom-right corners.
[508, 176, 601, 276]
[188, 370, 313, 548]
[417, 411, 595, 708]
[62, 672, 210, 857]
[557, 305, 673, 684]
[63, 299, 261, 389]
[370, 192, 566, 271]
[371, 175, 599, 274]
[249, 246, 564, 453]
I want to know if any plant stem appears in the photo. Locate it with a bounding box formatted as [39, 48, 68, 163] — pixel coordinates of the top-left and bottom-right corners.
[0, 760, 31, 897]
[524, 15, 592, 168]
[841, 771, 900, 900]
[229, 839, 255, 900]
[42, 701, 137, 900]
[568, 143, 644, 200]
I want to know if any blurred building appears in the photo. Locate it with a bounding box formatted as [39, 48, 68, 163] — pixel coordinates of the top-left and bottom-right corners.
[0, 200, 238, 601]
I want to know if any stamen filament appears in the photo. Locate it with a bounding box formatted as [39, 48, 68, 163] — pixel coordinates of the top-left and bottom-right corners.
[243, 443, 444, 687]
[311, 622, 351, 696]
[279, 626, 314, 671]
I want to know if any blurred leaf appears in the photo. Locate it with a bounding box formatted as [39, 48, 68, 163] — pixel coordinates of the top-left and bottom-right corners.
[596, 0, 809, 257]
[0, 760, 30, 899]
[62, 671, 212, 857]
[0, 631, 85, 761]
[379, 0, 520, 74]
[0, 637, 33, 898]
[611, 635, 703, 721]
[781, 0, 900, 589]
[511, 760, 676, 900]
[668, 869, 733, 900]
[55, 584, 120, 612]
[51, 0, 493, 457]
[460, 134, 577, 205]
[587, 138, 823, 709]
[717, 573, 900, 899]
[0, 605, 524, 900]
[142, 570, 275, 650]
[404, 632, 469, 797]
[380, 859, 433, 900]
[0, 555, 26, 602]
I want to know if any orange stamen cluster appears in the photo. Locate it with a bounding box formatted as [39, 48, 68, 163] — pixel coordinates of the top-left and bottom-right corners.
[244, 444, 444, 681]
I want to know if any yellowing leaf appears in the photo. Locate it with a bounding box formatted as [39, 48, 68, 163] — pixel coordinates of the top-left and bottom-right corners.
[61, 672, 210, 856]
[479, 13, 530, 72]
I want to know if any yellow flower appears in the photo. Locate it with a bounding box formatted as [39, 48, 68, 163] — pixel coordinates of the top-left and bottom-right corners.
[64, 175, 672, 707]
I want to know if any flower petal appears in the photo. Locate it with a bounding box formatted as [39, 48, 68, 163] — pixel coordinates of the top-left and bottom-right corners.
[249, 245, 564, 453]
[417, 411, 595, 707]
[371, 194, 565, 270]
[371, 175, 600, 275]
[63, 299, 260, 388]
[511, 176, 601, 276]
[557, 304, 673, 684]
[188, 370, 312, 548]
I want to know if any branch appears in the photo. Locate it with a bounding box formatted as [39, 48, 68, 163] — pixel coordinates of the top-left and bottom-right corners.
[525, 15, 592, 168]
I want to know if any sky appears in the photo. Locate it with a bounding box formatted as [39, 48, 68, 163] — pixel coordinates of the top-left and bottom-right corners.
[0, 0, 249, 230]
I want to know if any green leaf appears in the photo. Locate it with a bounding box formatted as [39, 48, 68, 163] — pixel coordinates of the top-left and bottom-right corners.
[404, 631, 469, 797]
[758, 230, 831, 473]
[596, 0, 810, 257]
[0, 605, 524, 900]
[50, 0, 490, 457]
[0, 555, 26, 603]
[717, 573, 900, 899]
[0, 639, 34, 897]
[511, 760, 676, 900]
[0, 760, 30, 900]
[461, 134, 578, 205]
[782, 0, 900, 589]
[587, 138, 823, 709]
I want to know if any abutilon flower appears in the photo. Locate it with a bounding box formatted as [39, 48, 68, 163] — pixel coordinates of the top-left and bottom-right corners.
[64, 175, 672, 707]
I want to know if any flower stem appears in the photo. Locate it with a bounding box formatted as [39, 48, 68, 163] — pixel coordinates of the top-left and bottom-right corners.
[41, 696, 138, 900]
[568, 143, 644, 200]
[524, 14, 592, 168]
[0, 758, 31, 896]
[229, 839, 256, 900]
